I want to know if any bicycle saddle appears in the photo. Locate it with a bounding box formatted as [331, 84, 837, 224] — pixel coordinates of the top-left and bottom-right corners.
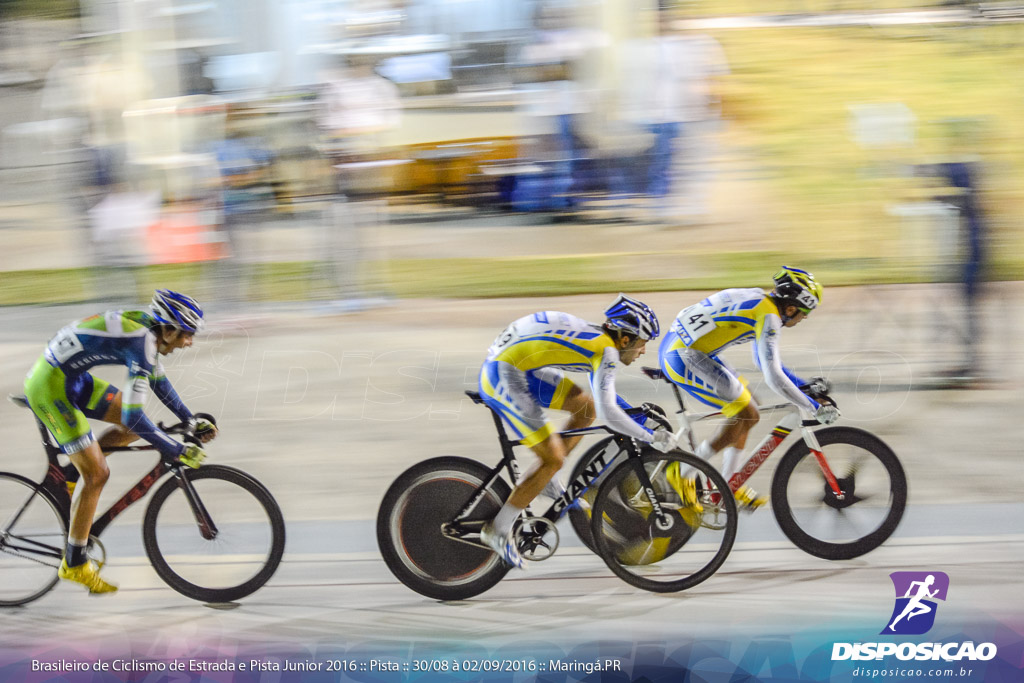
[641, 367, 665, 381]
[8, 394, 29, 409]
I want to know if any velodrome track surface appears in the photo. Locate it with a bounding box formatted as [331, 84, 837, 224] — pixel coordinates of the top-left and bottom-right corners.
[0, 288, 1021, 658]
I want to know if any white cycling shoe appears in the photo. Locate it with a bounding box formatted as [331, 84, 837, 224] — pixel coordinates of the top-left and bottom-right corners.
[480, 523, 524, 569]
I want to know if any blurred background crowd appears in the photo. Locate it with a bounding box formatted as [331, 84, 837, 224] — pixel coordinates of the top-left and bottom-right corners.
[0, 0, 1020, 386]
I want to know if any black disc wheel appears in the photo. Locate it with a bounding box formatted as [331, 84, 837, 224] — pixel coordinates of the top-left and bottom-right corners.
[377, 457, 512, 601]
[590, 450, 737, 593]
[0, 473, 66, 606]
[771, 427, 907, 560]
[143, 465, 286, 603]
[567, 437, 630, 552]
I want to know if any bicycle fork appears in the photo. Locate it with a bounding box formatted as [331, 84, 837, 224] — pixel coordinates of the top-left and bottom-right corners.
[800, 425, 845, 501]
[173, 468, 218, 540]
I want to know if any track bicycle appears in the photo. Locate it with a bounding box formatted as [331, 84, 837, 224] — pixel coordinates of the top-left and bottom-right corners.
[568, 368, 907, 560]
[0, 396, 286, 605]
[376, 390, 738, 600]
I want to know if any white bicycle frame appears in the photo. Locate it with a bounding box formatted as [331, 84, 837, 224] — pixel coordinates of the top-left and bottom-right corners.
[672, 402, 845, 501]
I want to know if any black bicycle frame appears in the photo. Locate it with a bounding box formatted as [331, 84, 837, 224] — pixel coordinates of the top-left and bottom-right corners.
[448, 391, 671, 536]
[18, 411, 214, 542]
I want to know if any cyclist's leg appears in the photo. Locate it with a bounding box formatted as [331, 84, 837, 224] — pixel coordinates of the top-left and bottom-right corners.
[510, 433, 567, 509]
[59, 375, 119, 571]
[660, 348, 764, 506]
[95, 391, 139, 450]
[527, 367, 593, 455]
[666, 349, 759, 454]
[23, 361, 117, 591]
[558, 387, 594, 455]
[481, 362, 564, 508]
[478, 361, 563, 565]
[60, 440, 117, 593]
[66, 442, 109, 551]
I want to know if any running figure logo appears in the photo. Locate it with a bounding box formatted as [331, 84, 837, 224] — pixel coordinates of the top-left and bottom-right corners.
[881, 571, 950, 635]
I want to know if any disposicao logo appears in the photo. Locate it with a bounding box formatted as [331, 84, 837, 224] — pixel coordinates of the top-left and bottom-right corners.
[882, 571, 949, 635]
[831, 571, 997, 662]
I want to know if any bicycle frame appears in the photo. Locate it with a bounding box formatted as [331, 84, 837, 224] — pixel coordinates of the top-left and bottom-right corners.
[662, 376, 846, 501]
[13, 409, 216, 544]
[444, 392, 671, 545]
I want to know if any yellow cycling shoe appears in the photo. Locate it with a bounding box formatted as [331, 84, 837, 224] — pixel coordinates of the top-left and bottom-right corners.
[59, 558, 118, 595]
[734, 485, 768, 512]
[665, 462, 704, 514]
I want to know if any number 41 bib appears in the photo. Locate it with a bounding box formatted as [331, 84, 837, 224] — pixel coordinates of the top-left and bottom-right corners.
[675, 304, 715, 346]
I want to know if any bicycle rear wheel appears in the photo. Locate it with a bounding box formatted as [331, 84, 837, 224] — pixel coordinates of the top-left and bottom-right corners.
[771, 426, 907, 560]
[143, 465, 285, 603]
[377, 457, 511, 601]
[0, 473, 67, 606]
[591, 451, 737, 593]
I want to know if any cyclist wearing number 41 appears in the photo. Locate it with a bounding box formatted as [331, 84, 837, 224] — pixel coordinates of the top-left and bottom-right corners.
[659, 267, 839, 510]
[478, 295, 674, 569]
[22, 290, 217, 595]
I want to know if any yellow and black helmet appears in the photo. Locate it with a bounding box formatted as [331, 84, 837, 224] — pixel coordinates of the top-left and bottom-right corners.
[772, 266, 822, 313]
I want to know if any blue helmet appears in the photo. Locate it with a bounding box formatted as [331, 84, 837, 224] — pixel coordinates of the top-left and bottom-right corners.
[150, 289, 204, 333]
[604, 294, 660, 341]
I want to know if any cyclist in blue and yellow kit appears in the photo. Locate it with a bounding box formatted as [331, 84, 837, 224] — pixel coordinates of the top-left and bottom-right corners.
[659, 267, 839, 509]
[22, 290, 217, 594]
[478, 295, 674, 568]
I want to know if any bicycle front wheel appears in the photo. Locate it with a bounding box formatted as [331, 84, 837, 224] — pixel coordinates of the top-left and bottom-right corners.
[377, 457, 512, 601]
[591, 451, 737, 593]
[771, 426, 907, 560]
[143, 465, 285, 603]
[0, 472, 67, 606]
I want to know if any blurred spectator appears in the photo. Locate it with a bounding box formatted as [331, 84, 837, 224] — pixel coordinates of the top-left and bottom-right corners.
[212, 110, 275, 303]
[510, 4, 599, 215]
[620, 9, 728, 222]
[319, 55, 401, 150]
[87, 174, 161, 304]
[39, 38, 157, 300]
[179, 48, 215, 96]
[917, 119, 991, 384]
[317, 54, 402, 305]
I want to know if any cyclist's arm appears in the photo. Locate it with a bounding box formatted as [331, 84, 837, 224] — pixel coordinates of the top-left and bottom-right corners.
[779, 364, 808, 389]
[616, 394, 654, 427]
[752, 315, 819, 414]
[123, 371, 186, 456]
[150, 361, 193, 423]
[591, 347, 655, 442]
[755, 347, 809, 389]
[122, 337, 185, 456]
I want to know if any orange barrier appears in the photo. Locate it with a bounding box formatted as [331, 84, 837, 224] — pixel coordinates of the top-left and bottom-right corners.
[146, 207, 226, 264]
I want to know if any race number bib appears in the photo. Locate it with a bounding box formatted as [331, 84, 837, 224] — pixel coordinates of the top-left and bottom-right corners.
[675, 304, 715, 346]
[47, 327, 84, 364]
[488, 323, 517, 356]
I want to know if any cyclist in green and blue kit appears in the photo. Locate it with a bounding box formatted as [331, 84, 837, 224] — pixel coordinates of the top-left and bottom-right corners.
[23, 290, 217, 594]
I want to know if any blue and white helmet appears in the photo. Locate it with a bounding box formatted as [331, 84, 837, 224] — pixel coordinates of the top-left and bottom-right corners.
[150, 289, 204, 333]
[604, 294, 660, 341]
